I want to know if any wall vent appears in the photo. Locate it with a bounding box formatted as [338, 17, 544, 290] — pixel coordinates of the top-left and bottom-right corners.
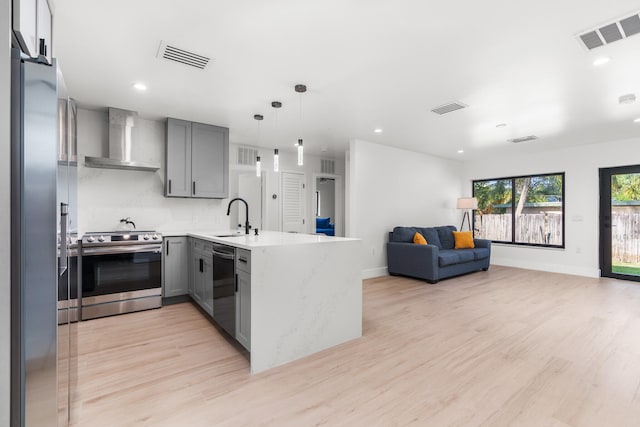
[321, 159, 335, 175]
[157, 41, 211, 69]
[508, 135, 538, 144]
[577, 12, 640, 50]
[431, 101, 468, 115]
[237, 147, 258, 166]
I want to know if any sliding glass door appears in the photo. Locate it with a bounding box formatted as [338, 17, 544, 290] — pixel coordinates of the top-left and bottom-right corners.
[600, 165, 640, 281]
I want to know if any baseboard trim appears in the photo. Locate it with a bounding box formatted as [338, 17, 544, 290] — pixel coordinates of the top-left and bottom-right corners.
[362, 267, 388, 279]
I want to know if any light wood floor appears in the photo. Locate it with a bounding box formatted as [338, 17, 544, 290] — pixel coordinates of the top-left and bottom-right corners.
[71, 266, 640, 427]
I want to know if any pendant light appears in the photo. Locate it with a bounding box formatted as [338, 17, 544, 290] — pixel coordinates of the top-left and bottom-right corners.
[254, 114, 263, 177]
[271, 101, 282, 172]
[295, 84, 307, 166]
[297, 139, 303, 166]
[273, 149, 279, 172]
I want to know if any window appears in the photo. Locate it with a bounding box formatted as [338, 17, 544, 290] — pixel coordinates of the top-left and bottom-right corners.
[473, 173, 564, 248]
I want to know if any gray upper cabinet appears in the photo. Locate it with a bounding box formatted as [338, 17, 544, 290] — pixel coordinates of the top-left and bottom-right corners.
[166, 119, 192, 197]
[165, 118, 229, 199]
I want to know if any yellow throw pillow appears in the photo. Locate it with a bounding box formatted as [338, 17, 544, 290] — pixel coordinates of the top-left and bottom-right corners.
[453, 231, 475, 249]
[413, 232, 427, 245]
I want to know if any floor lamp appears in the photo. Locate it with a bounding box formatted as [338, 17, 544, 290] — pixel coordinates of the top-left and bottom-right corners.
[457, 197, 478, 231]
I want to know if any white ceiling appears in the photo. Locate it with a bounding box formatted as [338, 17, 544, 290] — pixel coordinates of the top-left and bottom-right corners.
[53, 0, 640, 160]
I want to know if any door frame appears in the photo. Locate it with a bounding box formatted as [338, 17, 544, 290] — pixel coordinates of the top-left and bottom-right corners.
[599, 164, 640, 282]
[312, 173, 344, 237]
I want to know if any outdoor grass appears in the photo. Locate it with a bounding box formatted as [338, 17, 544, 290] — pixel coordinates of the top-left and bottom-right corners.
[612, 263, 640, 276]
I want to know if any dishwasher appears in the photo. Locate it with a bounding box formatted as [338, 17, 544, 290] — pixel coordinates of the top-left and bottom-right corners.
[212, 244, 236, 337]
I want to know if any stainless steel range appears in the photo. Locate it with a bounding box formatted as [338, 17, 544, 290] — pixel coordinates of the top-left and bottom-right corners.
[80, 231, 162, 320]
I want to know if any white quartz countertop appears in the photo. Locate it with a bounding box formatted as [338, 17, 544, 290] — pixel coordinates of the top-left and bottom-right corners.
[161, 230, 359, 250]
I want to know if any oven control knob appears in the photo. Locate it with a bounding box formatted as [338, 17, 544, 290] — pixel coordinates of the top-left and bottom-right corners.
[98, 235, 105, 242]
[143, 234, 150, 240]
[152, 234, 159, 240]
[87, 236, 95, 243]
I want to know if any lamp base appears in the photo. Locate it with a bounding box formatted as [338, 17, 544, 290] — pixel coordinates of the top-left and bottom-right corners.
[460, 211, 471, 231]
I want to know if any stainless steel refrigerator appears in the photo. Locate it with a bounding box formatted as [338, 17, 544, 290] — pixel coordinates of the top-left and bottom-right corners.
[11, 47, 78, 427]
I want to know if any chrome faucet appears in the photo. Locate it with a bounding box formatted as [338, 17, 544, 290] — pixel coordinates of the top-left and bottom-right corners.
[226, 198, 250, 234]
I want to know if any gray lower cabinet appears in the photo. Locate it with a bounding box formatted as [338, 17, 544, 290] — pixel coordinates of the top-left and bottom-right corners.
[162, 237, 189, 298]
[189, 238, 214, 316]
[235, 249, 251, 351]
[165, 118, 229, 199]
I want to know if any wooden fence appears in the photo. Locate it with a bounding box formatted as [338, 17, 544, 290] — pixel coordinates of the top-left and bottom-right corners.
[474, 212, 640, 262]
[474, 213, 562, 245]
[612, 212, 640, 264]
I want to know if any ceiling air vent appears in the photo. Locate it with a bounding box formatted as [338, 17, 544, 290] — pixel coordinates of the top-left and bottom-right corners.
[431, 101, 468, 115]
[321, 159, 335, 175]
[237, 147, 258, 166]
[157, 41, 211, 70]
[577, 11, 640, 50]
[508, 135, 538, 144]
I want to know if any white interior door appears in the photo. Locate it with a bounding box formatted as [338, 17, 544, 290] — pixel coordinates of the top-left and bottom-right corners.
[281, 172, 306, 233]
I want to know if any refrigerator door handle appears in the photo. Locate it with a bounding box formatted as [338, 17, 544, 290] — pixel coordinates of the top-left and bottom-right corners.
[59, 203, 68, 276]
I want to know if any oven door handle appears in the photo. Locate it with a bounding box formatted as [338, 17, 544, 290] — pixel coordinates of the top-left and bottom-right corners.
[212, 249, 235, 260]
[82, 244, 162, 256]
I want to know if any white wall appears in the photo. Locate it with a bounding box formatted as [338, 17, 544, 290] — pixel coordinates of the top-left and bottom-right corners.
[77, 108, 346, 236]
[348, 139, 463, 278]
[462, 136, 640, 277]
[1, 0, 11, 423]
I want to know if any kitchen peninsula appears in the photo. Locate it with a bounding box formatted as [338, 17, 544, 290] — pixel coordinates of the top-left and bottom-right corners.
[162, 230, 362, 374]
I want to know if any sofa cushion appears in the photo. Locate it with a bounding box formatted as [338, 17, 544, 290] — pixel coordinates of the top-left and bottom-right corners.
[471, 248, 490, 260]
[453, 231, 475, 249]
[391, 227, 417, 243]
[438, 250, 460, 267]
[417, 227, 442, 248]
[316, 217, 331, 228]
[413, 232, 427, 245]
[436, 226, 457, 250]
[455, 249, 475, 263]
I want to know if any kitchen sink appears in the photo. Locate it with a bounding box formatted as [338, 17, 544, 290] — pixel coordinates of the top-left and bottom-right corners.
[214, 234, 246, 237]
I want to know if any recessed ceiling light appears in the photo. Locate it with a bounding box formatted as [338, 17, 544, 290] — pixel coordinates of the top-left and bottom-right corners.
[593, 56, 611, 66]
[496, 123, 507, 128]
[133, 82, 147, 91]
[634, 118, 640, 123]
[457, 149, 464, 154]
[374, 128, 383, 133]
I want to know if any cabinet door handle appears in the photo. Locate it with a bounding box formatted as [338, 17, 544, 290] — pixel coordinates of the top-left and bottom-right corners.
[239, 258, 247, 264]
[192, 181, 196, 195]
[199, 258, 203, 272]
[235, 273, 238, 293]
[168, 179, 172, 194]
[166, 240, 170, 256]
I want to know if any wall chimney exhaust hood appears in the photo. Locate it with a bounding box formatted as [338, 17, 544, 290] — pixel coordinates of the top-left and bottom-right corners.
[84, 108, 160, 172]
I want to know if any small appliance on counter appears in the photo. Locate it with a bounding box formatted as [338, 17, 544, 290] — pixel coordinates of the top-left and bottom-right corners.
[80, 230, 163, 320]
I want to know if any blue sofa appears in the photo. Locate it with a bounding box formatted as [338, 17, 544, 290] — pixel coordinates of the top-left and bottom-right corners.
[316, 217, 335, 236]
[387, 225, 491, 283]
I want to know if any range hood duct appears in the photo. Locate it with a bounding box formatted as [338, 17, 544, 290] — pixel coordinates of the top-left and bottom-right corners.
[84, 108, 160, 172]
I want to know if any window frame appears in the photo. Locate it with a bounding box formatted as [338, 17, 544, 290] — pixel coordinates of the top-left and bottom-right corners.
[472, 172, 565, 249]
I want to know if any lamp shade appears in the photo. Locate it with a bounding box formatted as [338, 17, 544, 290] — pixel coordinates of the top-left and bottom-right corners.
[457, 197, 478, 210]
